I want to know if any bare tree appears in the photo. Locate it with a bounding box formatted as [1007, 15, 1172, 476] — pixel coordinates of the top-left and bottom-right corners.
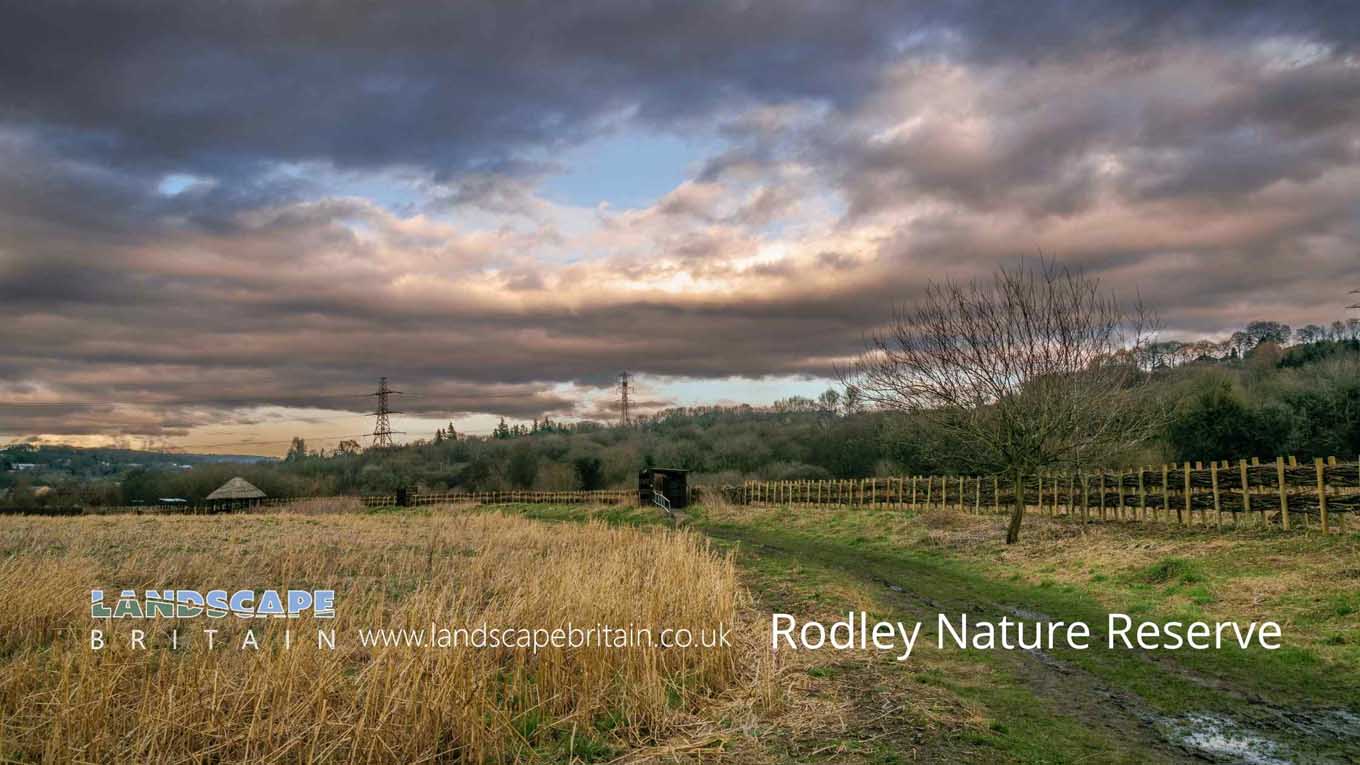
[845, 261, 1163, 544]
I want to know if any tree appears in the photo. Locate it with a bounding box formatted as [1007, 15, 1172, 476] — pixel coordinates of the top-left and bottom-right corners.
[1244, 320, 1291, 347]
[573, 455, 605, 490]
[1167, 379, 1290, 461]
[1296, 324, 1326, 344]
[506, 443, 538, 488]
[285, 437, 307, 462]
[846, 261, 1163, 544]
[842, 384, 864, 415]
[817, 388, 841, 418]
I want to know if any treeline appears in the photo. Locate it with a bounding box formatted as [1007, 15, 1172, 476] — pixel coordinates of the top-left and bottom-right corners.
[7, 335, 1359, 507]
[265, 336, 1360, 496]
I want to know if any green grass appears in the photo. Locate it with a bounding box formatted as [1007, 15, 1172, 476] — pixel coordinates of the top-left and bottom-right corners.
[1129, 557, 1204, 585]
[484, 500, 1360, 762]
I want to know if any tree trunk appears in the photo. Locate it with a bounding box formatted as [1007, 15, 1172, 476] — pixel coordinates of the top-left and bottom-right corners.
[1006, 469, 1025, 544]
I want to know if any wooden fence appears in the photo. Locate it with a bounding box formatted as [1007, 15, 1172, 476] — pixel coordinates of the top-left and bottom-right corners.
[743, 455, 1360, 533]
[407, 490, 632, 506]
[28, 489, 634, 516]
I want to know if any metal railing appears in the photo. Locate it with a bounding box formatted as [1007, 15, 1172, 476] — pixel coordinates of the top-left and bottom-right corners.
[652, 490, 673, 517]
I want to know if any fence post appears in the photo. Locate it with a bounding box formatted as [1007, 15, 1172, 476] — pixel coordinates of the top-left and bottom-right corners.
[1315, 458, 1329, 534]
[1180, 463, 1191, 525]
[1080, 473, 1089, 524]
[1113, 471, 1122, 521]
[1210, 461, 1222, 528]
[1239, 460, 1253, 525]
[1275, 457, 1290, 530]
[1157, 464, 1166, 523]
[1136, 468, 1146, 521]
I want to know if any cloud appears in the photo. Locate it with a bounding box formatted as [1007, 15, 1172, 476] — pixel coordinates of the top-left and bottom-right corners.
[1, 2, 1359, 444]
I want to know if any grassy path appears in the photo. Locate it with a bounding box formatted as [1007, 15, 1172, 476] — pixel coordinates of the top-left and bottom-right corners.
[703, 521, 1199, 762]
[498, 503, 1359, 763]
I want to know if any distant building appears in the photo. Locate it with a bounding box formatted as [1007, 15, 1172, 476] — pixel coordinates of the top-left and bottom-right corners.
[10, 463, 37, 471]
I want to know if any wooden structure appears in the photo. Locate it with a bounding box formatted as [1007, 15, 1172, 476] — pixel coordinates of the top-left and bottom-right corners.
[205, 477, 267, 510]
[638, 468, 690, 510]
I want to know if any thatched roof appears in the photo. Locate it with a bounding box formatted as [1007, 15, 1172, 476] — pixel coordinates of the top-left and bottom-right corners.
[205, 477, 266, 501]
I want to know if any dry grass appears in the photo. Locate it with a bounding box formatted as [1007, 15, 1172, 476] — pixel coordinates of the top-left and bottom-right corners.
[277, 496, 368, 514]
[0, 509, 772, 763]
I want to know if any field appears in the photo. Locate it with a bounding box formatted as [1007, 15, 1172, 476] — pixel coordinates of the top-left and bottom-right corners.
[0, 509, 770, 763]
[515, 501, 1360, 763]
[2, 502, 1358, 763]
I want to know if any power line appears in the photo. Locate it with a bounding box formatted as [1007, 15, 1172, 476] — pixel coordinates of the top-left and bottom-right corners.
[162, 433, 378, 451]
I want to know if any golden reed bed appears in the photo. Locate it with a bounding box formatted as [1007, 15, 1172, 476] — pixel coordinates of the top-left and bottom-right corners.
[0, 509, 768, 763]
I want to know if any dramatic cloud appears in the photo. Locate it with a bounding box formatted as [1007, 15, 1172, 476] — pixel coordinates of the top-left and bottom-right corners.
[1, 1, 1358, 449]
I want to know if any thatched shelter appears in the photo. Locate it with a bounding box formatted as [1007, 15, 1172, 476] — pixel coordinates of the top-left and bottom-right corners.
[205, 477, 266, 502]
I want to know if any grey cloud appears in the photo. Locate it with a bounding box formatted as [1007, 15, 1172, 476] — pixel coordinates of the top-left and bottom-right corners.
[4, 1, 1360, 442]
[0, 1, 916, 179]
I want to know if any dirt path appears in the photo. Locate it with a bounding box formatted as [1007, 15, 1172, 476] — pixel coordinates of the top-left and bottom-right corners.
[698, 522, 1360, 764]
[706, 525, 1197, 762]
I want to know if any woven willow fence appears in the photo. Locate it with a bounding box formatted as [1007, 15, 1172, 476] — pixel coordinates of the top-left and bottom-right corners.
[743, 455, 1360, 533]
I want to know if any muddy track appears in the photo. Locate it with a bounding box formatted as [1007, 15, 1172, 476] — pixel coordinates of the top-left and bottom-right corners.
[700, 523, 1360, 764]
[706, 525, 1198, 762]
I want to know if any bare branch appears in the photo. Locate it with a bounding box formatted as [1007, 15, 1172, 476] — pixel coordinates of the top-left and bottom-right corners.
[842, 258, 1165, 543]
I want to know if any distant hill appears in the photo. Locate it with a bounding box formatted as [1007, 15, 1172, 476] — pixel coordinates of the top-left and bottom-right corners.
[1, 444, 273, 476]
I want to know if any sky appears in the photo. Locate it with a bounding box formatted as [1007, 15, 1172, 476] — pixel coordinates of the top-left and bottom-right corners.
[1, 2, 1358, 455]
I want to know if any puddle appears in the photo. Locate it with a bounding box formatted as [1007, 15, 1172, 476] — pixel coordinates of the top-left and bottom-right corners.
[1007, 606, 1053, 622]
[1157, 709, 1360, 764]
[1287, 709, 1360, 744]
[1157, 712, 1291, 764]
